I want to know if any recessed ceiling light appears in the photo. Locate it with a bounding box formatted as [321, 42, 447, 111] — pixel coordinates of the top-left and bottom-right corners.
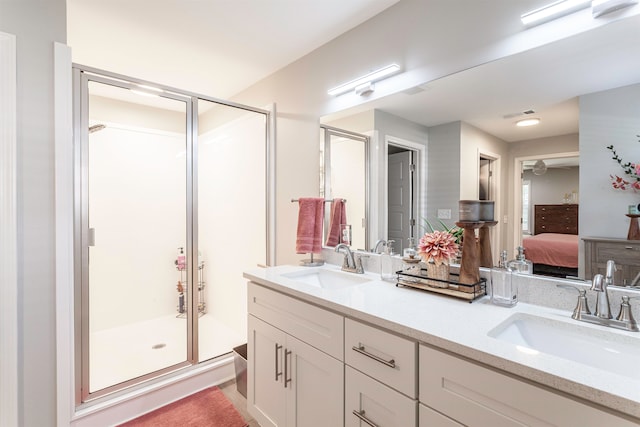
[516, 118, 541, 127]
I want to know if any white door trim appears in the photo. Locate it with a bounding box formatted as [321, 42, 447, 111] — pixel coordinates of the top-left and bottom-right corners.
[0, 31, 18, 427]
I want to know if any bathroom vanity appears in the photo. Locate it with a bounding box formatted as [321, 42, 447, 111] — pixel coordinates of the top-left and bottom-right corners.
[244, 264, 640, 427]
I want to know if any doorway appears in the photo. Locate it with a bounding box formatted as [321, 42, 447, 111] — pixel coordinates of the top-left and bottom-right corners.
[387, 145, 416, 254]
[74, 66, 269, 403]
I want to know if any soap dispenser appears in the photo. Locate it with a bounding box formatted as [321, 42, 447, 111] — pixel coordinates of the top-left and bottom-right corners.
[490, 250, 517, 307]
[380, 240, 396, 281]
[508, 246, 533, 275]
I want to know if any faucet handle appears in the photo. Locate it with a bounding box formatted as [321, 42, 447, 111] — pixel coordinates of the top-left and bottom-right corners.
[354, 254, 369, 274]
[616, 296, 639, 330]
[556, 284, 592, 319]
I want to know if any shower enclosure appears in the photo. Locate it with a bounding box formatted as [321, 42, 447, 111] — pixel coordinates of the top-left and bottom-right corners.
[73, 66, 270, 403]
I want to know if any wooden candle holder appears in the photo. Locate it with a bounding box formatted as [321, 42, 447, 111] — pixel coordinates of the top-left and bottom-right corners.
[455, 221, 497, 284]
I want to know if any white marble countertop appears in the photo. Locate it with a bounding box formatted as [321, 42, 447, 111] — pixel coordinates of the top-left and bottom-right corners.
[244, 263, 640, 420]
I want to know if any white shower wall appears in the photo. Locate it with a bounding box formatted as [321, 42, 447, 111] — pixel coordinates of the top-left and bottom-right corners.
[89, 125, 187, 332]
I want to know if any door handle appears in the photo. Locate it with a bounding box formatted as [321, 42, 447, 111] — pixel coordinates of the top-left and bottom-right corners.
[352, 410, 379, 427]
[274, 344, 282, 381]
[284, 349, 292, 388]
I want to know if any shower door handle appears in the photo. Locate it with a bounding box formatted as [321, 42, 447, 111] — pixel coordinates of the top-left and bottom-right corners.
[88, 228, 96, 246]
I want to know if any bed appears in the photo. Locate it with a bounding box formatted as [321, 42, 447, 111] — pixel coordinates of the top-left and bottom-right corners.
[522, 204, 579, 277]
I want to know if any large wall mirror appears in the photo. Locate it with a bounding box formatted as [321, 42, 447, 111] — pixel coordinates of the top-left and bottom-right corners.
[320, 16, 640, 280]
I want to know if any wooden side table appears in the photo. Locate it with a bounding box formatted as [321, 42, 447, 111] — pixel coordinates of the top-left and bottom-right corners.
[626, 214, 640, 240]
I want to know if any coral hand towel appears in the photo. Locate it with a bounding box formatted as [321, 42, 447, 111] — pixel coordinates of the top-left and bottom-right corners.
[296, 198, 325, 254]
[325, 198, 346, 247]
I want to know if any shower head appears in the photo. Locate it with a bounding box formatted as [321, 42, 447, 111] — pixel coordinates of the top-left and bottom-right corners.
[89, 124, 106, 134]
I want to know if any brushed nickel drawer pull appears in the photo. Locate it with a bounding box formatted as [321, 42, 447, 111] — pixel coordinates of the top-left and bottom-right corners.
[284, 349, 292, 388]
[275, 343, 282, 381]
[352, 344, 396, 368]
[352, 410, 379, 427]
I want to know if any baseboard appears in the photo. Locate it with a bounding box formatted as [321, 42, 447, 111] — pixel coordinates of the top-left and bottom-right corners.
[71, 355, 234, 427]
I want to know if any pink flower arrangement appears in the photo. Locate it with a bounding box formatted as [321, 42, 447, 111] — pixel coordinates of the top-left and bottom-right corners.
[607, 139, 640, 191]
[417, 230, 459, 266]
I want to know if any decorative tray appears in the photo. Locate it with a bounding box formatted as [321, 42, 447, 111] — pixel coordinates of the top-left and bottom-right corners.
[395, 268, 486, 302]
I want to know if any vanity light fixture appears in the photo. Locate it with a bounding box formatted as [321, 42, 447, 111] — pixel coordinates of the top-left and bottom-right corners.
[327, 64, 400, 96]
[592, 0, 638, 17]
[516, 118, 541, 127]
[520, 0, 591, 25]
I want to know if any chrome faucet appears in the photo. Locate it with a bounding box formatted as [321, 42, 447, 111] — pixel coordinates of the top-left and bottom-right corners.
[591, 260, 615, 319]
[558, 259, 638, 332]
[591, 273, 612, 319]
[371, 239, 387, 254]
[335, 243, 365, 274]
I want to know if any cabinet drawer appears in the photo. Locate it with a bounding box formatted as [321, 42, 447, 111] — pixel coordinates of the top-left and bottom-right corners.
[419, 404, 462, 427]
[595, 242, 640, 266]
[419, 344, 637, 427]
[346, 366, 416, 427]
[345, 318, 416, 398]
[248, 282, 343, 360]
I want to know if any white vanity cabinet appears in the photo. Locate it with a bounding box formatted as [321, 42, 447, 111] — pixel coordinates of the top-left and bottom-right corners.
[418, 344, 638, 427]
[344, 318, 418, 427]
[247, 283, 344, 427]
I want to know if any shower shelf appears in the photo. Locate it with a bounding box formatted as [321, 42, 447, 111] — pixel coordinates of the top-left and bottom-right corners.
[176, 258, 206, 318]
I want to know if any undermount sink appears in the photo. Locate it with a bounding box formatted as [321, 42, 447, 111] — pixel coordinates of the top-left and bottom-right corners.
[281, 268, 372, 290]
[488, 313, 640, 380]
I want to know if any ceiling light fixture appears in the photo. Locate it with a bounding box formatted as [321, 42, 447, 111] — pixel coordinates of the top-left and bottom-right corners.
[516, 118, 541, 127]
[533, 160, 548, 175]
[521, 0, 590, 25]
[328, 64, 400, 96]
[592, 0, 638, 17]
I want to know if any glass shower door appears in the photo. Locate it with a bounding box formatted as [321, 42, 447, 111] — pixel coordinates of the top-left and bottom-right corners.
[196, 99, 267, 362]
[80, 74, 192, 399]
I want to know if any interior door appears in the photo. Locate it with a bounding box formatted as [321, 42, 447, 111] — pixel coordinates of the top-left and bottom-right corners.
[388, 150, 414, 254]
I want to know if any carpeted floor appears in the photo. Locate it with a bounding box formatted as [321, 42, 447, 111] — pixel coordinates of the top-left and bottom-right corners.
[118, 386, 249, 427]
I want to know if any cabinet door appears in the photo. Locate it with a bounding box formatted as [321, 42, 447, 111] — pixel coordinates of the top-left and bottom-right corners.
[285, 335, 344, 427]
[346, 366, 417, 427]
[248, 315, 286, 427]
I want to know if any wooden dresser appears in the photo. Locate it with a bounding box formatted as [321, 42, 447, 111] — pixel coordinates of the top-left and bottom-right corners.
[534, 204, 578, 235]
[583, 237, 640, 284]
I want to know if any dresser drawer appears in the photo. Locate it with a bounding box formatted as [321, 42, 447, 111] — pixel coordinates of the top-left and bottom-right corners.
[595, 242, 640, 266]
[247, 282, 344, 360]
[345, 317, 417, 397]
[346, 366, 417, 427]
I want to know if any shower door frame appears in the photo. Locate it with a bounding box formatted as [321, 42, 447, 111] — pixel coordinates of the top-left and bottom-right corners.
[73, 64, 273, 405]
[75, 69, 196, 402]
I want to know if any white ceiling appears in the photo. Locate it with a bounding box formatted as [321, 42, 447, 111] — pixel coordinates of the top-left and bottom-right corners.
[67, 0, 400, 99]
